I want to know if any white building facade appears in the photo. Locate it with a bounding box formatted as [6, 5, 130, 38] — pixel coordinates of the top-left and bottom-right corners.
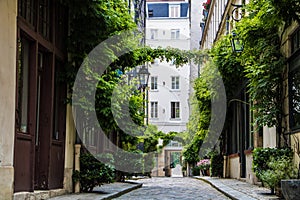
[146, 0, 190, 134]
[145, 0, 190, 176]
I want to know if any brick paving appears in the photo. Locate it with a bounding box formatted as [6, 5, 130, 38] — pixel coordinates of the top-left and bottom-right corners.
[114, 177, 230, 200]
[48, 177, 284, 200]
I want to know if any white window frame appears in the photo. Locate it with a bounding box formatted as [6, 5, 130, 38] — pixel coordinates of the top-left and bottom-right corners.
[171, 102, 180, 119]
[150, 76, 158, 90]
[150, 101, 158, 118]
[171, 29, 180, 39]
[169, 4, 180, 18]
[171, 76, 180, 90]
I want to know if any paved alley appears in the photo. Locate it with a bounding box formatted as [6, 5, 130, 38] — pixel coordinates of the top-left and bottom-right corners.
[114, 177, 230, 200]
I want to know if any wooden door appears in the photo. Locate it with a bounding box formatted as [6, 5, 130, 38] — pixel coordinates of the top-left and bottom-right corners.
[14, 37, 37, 192]
[34, 51, 53, 189]
[48, 59, 66, 189]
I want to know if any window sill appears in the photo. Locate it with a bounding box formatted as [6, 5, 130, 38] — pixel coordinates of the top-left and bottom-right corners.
[290, 127, 300, 135]
[150, 118, 159, 120]
[169, 118, 181, 121]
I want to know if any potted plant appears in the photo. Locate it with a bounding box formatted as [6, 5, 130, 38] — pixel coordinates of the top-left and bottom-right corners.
[281, 136, 300, 200]
[281, 176, 300, 200]
[197, 159, 210, 176]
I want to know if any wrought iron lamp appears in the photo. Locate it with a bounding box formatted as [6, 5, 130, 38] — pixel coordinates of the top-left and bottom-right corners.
[231, 3, 243, 22]
[231, 32, 243, 53]
[138, 65, 150, 88]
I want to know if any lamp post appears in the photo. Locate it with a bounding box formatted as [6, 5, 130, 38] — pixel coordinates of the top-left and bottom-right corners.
[137, 65, 150, 125]
[126, 65, 150, 125]
[138, 65, 150, 89]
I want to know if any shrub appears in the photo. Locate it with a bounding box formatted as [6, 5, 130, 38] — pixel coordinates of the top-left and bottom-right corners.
[72, 153, 115, 192]
[192, 166, 201, 176]
[253, 147, 293, 181]
[210, 153, 223, 177]
[252, 147, 296, 194]
[112, 150, 144, 181]
[260, 156, 297, 194]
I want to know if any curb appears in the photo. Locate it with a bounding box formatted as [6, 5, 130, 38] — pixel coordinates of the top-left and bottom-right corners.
[194, 177, 237, 200]
[101, 182, 143, 200]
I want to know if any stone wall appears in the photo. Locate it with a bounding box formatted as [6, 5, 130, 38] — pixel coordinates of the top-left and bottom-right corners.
[0, 0, 17, 199]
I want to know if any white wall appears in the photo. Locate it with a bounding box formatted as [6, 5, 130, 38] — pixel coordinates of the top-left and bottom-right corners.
[263, 126, 277, 148]
[146, 1, 190, 133]
[148, 61, 190, 133]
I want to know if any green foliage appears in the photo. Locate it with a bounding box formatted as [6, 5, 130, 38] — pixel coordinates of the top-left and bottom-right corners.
[252, 147, 295, 190]
[72, 153, 115, 192]
[236, 0, 286, 128]
[192, 166, 201, 176]
[183, 58, 224, 164]
[210, 153, 223, 177]
[208, 0, 300, 137]
[260, 156, 298, 193]
[210, 36, 244, 99]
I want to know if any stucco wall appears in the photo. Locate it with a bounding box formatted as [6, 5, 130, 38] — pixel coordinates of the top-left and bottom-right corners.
[291, 132, 300, 171]
[245, 152, 258, 184]
[229, 156, 240, 179]
[0, 0, 17, 199]
[64, 103, 76, 192]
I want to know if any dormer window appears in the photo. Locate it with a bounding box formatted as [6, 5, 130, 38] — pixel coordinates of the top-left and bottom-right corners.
[169, 5, 180, 18]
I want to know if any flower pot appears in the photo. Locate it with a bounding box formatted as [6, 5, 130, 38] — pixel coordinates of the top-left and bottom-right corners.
[281, 179, 300, 200]
[206, 169, 210, 176]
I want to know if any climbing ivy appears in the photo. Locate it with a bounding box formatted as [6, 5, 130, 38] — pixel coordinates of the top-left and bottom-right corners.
[183, 0, 300, 163]
[236, 0, 286, 131]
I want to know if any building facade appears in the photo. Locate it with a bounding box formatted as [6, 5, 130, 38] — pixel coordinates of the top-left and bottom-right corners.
[145, 0, 190, 176]
[0, 0, 77, 199]
[200, 0, 300, 185]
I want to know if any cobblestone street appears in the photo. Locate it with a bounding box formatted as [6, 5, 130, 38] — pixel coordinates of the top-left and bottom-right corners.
[114, 177, 230, 200]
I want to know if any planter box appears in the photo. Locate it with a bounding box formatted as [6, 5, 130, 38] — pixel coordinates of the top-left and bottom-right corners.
[281, 179, 300, 200]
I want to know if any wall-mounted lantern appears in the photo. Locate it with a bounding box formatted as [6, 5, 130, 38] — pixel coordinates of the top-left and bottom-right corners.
[231, 32, 243, 53]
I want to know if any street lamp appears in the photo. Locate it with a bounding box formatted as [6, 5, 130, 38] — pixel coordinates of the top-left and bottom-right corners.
[138, 65, 150, 88]
[137, 65, 150, 125]
[231, 32, 243, 53]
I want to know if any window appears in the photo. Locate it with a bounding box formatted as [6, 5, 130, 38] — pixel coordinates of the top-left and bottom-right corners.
[169, 5, 180, 18]
[150, 29, 158, 40]
[148, 9, 153, 17]
[19, 0, 37, 27]
[39, 0, 51, 40]
[17, 38, 30, 133]
[151, 76, 158, 90]
[151, 102, 158, 118]
[53, 60, 66, 140]
[171, 102, 180, 119]
[171, 29, 180, 39]
[292, 29, 300, 54]
[289, 29, 300, 130]
[289, 68, 300, 129]
[171, 76, 180, 90]
[55, 2, 68, 51]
